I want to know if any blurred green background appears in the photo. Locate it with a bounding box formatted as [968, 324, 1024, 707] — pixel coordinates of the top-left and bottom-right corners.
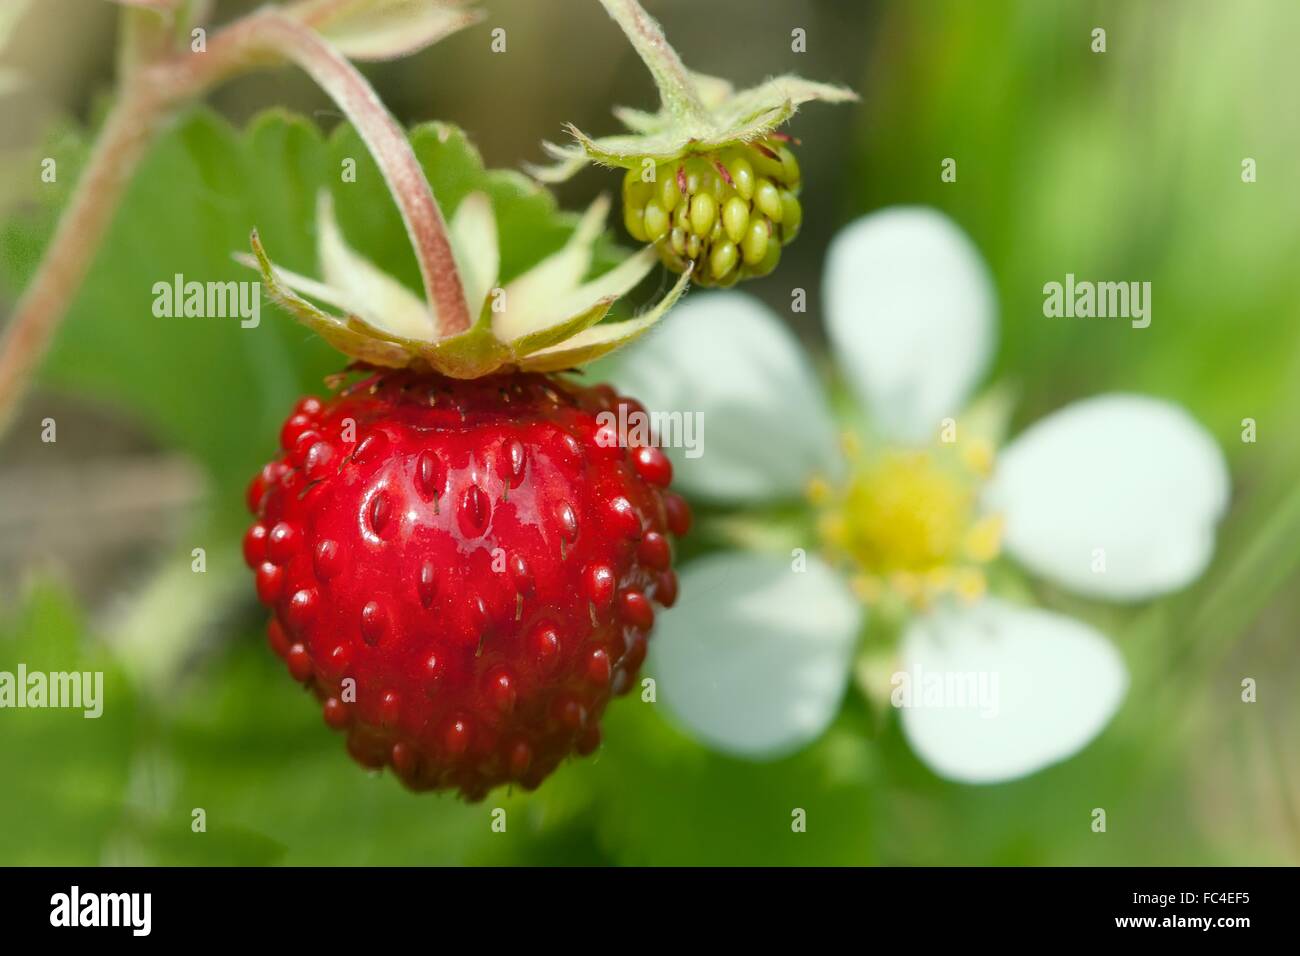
[0, 0, 1296, 865]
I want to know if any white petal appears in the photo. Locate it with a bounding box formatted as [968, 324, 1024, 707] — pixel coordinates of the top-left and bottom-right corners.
[608, 291, 838, 503]
[899, 598, 1127, 783]
[987, 394, 1230, 601]
[824, 207, 996, 443]
[651, 551, 861, 758]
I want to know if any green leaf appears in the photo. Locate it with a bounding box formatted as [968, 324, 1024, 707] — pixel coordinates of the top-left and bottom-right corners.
[532, 700, 879, 865]
[157, 631, 512, 865]
[0, 582, 138, 865]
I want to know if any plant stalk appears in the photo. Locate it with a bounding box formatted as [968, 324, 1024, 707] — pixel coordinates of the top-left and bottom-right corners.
[0, 3, 471, 432]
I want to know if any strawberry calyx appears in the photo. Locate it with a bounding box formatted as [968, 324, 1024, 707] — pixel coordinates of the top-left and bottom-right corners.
[241, 175, 690, 379]
[528, 0, 856, 183]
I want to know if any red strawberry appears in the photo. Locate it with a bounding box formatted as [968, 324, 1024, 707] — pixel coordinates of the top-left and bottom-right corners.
[243, 368, 688, 800]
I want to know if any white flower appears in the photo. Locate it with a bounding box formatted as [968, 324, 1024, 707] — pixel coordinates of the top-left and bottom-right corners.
[610, 207, 1230, 783]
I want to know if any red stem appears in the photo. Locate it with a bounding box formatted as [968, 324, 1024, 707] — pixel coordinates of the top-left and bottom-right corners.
[0, 4, 470, 431]
[252, 13, 470, 337]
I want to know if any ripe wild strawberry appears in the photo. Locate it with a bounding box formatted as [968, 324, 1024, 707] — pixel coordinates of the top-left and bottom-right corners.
[234, 101, 697, 797]
[245, 371, 687, 799]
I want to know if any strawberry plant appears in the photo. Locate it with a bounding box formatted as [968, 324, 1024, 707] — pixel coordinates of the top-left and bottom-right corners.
[3, 0, 845, 799]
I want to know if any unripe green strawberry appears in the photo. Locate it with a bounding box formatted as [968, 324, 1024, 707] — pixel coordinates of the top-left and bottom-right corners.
[530, 0, 855, 290]
[621, 136, 803, 287]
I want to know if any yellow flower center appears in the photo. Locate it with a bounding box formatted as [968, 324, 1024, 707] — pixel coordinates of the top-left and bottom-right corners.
[812, 438, 1003, 609]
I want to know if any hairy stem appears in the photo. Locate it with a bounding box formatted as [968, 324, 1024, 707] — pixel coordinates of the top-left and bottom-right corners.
[251, 12, 470, 337]
[0, 83, 166, 432]
[0, 2, 470, 431]
[598, 0, 708, 126]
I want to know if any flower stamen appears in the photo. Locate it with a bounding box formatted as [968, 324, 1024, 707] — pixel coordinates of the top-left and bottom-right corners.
[813, 444, 1001, 609]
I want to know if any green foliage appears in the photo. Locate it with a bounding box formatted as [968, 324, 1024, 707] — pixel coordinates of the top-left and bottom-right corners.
[0, 583, 136, 865]
[845, 0, 1300, 456]
[535, 703, 879, 866]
